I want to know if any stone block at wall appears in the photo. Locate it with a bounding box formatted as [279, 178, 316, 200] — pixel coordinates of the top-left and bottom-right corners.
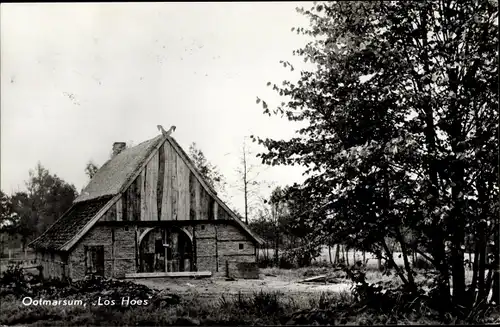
[226, 260, 260, 279]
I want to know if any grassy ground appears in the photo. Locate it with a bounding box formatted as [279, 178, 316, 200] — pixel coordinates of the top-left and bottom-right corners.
[1, 265, 498, 326]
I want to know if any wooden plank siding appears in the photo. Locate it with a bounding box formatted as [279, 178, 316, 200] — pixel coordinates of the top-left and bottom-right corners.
[145, 152, 159, 221]
[161, 142, 173, 221]
[99, 138, 239, 224]
[189, 173, 196, 221]
[116, 198, 123, 221]
[171, 146, 178, 221]
[157, 144, 165, 220]
[195, 180, 201, 220]
[140, 170, 146, 220]
[176, 154, 190, 220]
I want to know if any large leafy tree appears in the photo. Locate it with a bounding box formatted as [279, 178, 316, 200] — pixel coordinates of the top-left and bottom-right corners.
[5, 163, 78, 249]
[254, 0, 498, 312]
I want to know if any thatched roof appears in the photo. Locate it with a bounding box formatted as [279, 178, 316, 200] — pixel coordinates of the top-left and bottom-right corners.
[75, 135, 164, 203]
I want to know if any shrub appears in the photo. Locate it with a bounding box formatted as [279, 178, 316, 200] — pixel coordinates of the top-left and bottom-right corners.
[1, 263, 25, 284]
[257, 257, 274, 268]
[414, 256, 433, 270]
[251, 290, 284, 316]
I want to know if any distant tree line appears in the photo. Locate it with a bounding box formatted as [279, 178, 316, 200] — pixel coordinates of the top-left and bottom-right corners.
[0, 163, 77, 253]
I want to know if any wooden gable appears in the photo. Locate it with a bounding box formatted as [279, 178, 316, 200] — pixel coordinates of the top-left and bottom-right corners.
[100, 138, 229, 222]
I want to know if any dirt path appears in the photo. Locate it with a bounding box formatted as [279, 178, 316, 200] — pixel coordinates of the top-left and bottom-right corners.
[133, 275, 352, 298]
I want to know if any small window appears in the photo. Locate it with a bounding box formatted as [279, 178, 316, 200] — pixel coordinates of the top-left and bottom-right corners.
[239, 243, 244, 250]
[201, 225, 205, 230]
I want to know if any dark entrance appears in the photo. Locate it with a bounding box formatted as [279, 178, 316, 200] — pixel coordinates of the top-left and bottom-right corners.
[139, 227, 193, 273]
[85, 245, 104, 276]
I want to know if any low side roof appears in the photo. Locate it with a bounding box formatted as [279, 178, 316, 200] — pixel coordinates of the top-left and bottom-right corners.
[28, 196, 112, 251]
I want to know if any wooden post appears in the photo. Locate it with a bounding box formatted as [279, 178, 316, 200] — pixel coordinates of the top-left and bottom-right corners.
[215, 226, 219, 272]
[135, 227, 139, 272]
[164, 228, 169, 272]
[111, 229, 115, 278]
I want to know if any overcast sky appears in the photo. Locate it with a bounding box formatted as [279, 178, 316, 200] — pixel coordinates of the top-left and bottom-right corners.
[1, 2, 314, 215]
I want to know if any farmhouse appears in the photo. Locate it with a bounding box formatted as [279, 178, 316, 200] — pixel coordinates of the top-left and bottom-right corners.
[29, 131, 264, 280]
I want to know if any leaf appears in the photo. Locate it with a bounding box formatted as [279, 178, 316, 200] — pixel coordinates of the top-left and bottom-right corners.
[256, 97, 261, 104]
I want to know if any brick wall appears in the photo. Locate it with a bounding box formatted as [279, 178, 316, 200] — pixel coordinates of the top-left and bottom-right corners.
[217, 224, 256, 269]
[69, 226, 136, 279]
[195, 224, 217, 271]
[64, 222, 258, 279]
[113, 227, 136, 278]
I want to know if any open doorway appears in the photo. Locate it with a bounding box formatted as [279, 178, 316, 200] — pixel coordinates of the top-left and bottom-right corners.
[139, 227, 193, 273]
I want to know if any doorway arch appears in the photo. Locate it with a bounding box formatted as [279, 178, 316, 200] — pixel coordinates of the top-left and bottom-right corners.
[139, 226, 193, 273]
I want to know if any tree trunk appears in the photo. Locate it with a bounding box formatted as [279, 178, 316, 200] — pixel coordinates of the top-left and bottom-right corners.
[418, 7, 451, 308]
[396, 227, 416, 291]
[328, 245, 333, 265]
[346, 246, 350, 266]
[335, 244, 340, 264]
[492, 226, 500, 304]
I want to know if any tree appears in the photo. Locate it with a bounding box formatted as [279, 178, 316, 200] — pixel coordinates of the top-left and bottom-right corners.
[188, 142, 227, 197]
[253, 0, 498, 315]
[0, 191, 18, 254]
[5, 163, 78, 250]
[85, 161, 99, 180]
[235, 137, 266, 224]
[0, 190, 16, 230]
[9, 192, 37, 251]
[26, 162, 77, 234]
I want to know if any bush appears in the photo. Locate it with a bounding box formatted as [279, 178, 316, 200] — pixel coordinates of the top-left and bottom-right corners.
[257, 257, 274, 268]
[1, 263, 25, 284]
[414, 256, 433, 270]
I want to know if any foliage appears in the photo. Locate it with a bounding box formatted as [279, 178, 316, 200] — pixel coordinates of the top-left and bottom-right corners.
[253, 0, 499, 316]
[188, 142, 227, 197]
[1, 162, 77, 249]
[0, 190, 16, 231]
